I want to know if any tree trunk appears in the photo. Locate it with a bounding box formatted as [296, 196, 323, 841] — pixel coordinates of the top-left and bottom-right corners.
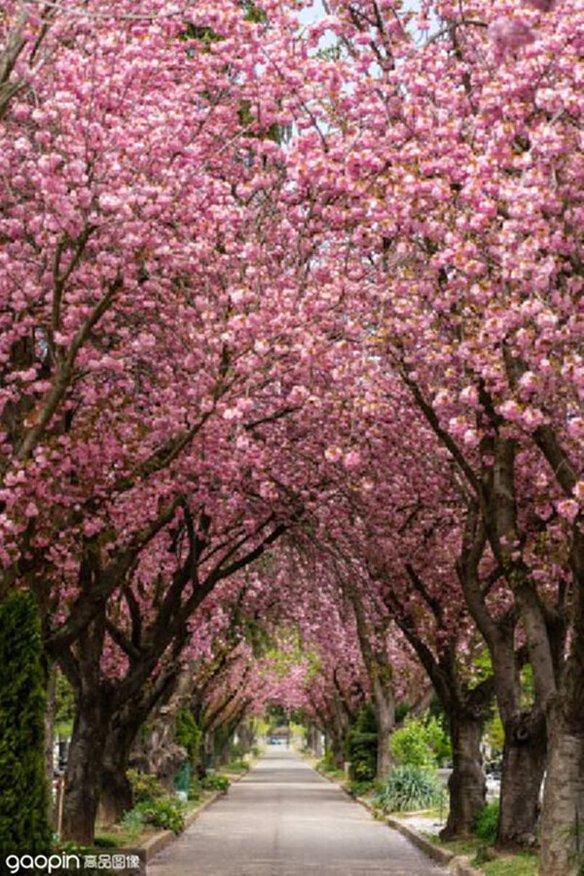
[441, 713, 486, 839]
[238, 721, 254, 753]
[327, 723, 345, 769]
[540, 531, 584, 874]
[100, 766, 133, 826]
[540, 721, 584, 875]
[99, 724, 137, 826]
[216, 732, 232, 766]
[204, 730, 215, 770]
[329, 693, 349, 769]
[314, 728, 323, 757]
[372, 673, 394, 782]
[61, 694, 110, 844]
[59, 610, 110, 845]
[498, 710, 546, 849]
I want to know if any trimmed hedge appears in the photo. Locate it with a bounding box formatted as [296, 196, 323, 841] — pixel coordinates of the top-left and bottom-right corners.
[0, 591, 51, 851]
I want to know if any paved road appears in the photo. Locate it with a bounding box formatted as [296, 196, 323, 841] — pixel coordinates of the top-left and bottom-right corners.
[148, 748, 446, 875]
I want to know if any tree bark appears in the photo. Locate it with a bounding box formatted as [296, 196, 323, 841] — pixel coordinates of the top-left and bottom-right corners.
[498, 710, 546, 850]
[314, 727, 323, 757]
[344, 578, 395, 781]
[60, 612, 110, 845]
[61, 692, 110, 844]
[100, 767, 133, 827]
[540, 530, 584, 875]
[237, 721, 255, 753]
[441, 712, 486, 839]
[372, 673, 394, 782]
[99, 723, 137, 826]
[306, 723, 317, 754]
[327, 719, 345, 769]
[540, 720, 584, 875]
[203, 730, 215, 770]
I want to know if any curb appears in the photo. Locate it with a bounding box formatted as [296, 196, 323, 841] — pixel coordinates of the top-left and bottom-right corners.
[312, 764, 483, 876]
[383, 815, 482, 876]
[142, 769, 249, 862]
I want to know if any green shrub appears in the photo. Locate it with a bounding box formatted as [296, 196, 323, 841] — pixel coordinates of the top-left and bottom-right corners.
[127, 769, 166, 803]
[120, 807, 146, 836]
[222, 758, 249, 772]
[188, 775, 202, 801]
[0, 591, 51, 852]
[423, 716, 452, 765]
[347, 779, 375, 798]
[201, 774, 230, 793]
[390, 716, 450, 768]
[124, 769, 186, 834]
[474, 801, 499, 844]
[121, 797, 185, 836]
[346, 703, 378, 782]
[134, 797, 185, 835]
[375, 765, 446, 813]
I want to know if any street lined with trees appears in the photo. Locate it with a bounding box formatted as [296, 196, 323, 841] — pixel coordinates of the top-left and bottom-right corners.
[0, 1, 582, 874]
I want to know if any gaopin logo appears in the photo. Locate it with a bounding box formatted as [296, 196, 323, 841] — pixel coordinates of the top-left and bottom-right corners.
[4, 853, 81, 874]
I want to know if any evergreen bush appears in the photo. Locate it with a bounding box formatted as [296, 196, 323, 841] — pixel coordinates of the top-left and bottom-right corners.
[346, 703, 378, 781]
[0, 591, 51, 851]
[175, 707, 203, 767]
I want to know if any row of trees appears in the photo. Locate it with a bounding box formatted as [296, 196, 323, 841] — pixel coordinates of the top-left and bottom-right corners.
[0, 0, 582, 873]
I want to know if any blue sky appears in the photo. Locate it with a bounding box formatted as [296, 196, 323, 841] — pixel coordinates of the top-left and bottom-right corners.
[299, 1, 326, 26]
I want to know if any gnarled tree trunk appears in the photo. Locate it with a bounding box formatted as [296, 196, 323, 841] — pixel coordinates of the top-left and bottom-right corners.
[540, 530, 584, 875]
[540, 720, 584, 875]
[60, 614, 110, 845]
[61, 692, 111, 844]
[498, 710, 546, 850]
[441, 712, 486, 839]
[99, 722, 138, 826]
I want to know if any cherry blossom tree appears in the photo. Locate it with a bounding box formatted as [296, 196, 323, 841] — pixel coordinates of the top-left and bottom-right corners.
[294, 0, 581, 863]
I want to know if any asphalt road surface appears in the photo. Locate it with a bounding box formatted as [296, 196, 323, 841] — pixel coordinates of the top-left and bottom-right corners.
[148, 748, 446, 875]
